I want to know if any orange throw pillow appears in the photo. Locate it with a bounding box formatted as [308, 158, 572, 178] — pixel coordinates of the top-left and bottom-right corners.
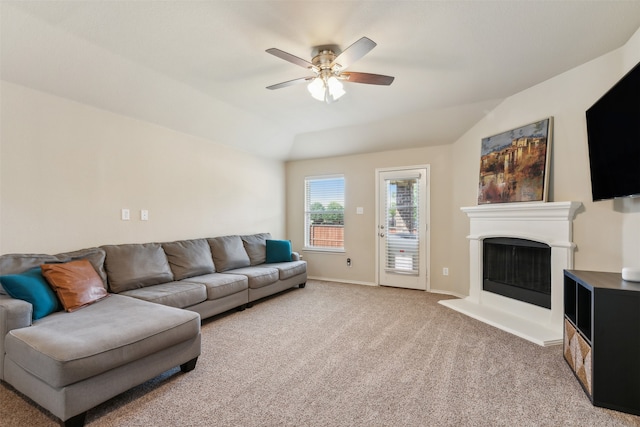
[41, 259, 109, 312]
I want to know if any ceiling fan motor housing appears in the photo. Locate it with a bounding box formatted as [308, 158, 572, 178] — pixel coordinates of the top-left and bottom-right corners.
[312, 50, 341, 74]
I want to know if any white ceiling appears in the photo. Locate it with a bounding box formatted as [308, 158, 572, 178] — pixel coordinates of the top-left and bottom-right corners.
[2, 1, 640, 161]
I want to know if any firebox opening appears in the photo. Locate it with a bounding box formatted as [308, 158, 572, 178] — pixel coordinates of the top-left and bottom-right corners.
[482, 237, 551, 309]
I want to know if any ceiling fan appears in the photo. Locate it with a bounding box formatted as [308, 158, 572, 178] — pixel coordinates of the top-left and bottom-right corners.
[266, 37, 395, 104]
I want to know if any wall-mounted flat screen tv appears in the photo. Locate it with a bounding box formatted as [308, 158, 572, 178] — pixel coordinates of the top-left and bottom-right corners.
[586, 61, 640, 201]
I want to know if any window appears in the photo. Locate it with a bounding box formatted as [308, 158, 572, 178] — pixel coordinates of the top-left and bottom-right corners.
[384, 177, 420, 274]
[305, 175, 345, 250]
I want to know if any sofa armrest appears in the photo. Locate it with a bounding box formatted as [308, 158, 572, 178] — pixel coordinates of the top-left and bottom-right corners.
[0, 294, 32, 331]
[0, 295, 33, 380]
[291, 252, 302, 261]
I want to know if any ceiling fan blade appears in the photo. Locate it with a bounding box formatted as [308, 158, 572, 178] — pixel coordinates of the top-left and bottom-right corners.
[341, 72, 394, 86]
[266, 48, 315, 69]
[331, 37, 376, 70]
[266, 77, 314, 90]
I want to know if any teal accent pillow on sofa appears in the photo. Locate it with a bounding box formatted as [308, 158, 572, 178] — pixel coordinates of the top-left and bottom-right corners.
[0, 267, 60, 320]
[265, 240, 292, 263]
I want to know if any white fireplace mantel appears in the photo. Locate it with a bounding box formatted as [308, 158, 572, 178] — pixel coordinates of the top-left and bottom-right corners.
[461, 201, 582, 223]
[440, 201, 582, 346]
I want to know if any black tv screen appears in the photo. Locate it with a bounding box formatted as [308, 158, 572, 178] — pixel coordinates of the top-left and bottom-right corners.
[586, 61, 640, 201]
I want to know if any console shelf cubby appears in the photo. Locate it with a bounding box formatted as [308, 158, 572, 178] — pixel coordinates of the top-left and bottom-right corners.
[563, 270, 640, 416]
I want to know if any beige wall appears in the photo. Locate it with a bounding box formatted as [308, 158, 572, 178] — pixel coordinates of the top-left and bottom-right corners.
[0, 82, 285, 255]
[450, 29, 640, 296]
[286, 26, 640, 296]
[286, 146, 453, 291]
[621, 27, 640, 270]
[2, 25, 637, 287]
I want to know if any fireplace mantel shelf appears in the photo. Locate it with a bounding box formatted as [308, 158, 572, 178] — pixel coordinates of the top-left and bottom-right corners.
[461, 201, 582, 221]
[440, 201, 583, 347]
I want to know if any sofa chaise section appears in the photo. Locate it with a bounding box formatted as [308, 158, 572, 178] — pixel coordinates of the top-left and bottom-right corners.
[3, 294, 201, 426]
[0, 248, 201, 427]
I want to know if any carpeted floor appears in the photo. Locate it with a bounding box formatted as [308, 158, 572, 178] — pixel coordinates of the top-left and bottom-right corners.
[2, 280, 639, 426]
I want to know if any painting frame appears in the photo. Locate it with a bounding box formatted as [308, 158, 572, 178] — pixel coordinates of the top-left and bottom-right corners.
[477, 117, 553, 205]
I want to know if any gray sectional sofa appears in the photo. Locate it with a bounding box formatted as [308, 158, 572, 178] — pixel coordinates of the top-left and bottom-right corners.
[0, 233, 306, 426]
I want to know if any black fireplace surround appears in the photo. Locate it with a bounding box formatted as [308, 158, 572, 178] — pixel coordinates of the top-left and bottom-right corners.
[482, 237, 551, 309]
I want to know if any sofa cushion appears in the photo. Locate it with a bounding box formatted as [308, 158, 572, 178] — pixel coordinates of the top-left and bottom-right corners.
[265, 260, 308, 280]
[55, 247, 108, 286]
[265, 239, 293, 263]
[208, 235, 251, 272]
[102, 243, 174, 293]
[41, 260, 109, 312]
[120, 282, 207, 308]
[241, 233, 272, 266]
[0, 267, 60, 320]
[162, 239, 215, 280]
[0, 253, 59, 277]
[0, 249, 108, 292]
[4, 294, 200, 388]
[182, 273, 249, 300]
[225, 266, 279, 289]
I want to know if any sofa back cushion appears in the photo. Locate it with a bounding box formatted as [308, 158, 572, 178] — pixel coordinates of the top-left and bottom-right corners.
[0, 253, 59, 277]
[0, 248, 107, 283]
[55, 247, 108, 286]
[101, 243, 174, 293]
[162, 239, 215, 280]
[241, 233, 272, 266]
[208, 235, 251, 272]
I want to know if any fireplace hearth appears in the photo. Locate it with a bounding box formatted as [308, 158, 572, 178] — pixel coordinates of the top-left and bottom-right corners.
[439, 201, 582, 346]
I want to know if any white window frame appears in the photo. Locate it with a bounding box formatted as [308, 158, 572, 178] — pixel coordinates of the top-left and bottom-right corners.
[304, 174, 345, 252]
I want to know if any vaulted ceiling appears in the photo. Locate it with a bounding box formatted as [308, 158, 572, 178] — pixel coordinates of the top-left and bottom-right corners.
[2, 1, 640, 160]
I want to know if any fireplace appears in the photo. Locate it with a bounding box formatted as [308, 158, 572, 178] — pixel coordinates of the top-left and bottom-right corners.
[483, 238, 551, 309]
[439, 201, 582, 346]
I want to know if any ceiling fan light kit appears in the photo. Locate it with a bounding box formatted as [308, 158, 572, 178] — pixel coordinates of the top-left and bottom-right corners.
[266, 37, 394, 104]
[307, 72, 345, 103]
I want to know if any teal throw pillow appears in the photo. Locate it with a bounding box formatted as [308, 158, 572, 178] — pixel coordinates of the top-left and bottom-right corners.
[0, 267, 60, 320]
[265, 239, 292, 263]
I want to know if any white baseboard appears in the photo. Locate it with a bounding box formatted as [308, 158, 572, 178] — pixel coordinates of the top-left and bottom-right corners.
[308, 277, 467, 297]
[429, 288, 466, 299]
[307, 276, 377, 286]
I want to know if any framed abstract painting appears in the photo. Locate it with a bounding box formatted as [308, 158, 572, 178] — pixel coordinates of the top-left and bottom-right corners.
[477, 117, 553, 204]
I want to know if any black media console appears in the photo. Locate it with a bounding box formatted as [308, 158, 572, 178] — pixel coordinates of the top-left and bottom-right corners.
[563, 270, 640, 416]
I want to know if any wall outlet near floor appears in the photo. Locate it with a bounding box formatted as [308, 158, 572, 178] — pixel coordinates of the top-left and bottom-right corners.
[121, 208, 130, 221]
[347, 258, 352, 267]
[443, 267, 449, 276]
[141, 209, 149, 221]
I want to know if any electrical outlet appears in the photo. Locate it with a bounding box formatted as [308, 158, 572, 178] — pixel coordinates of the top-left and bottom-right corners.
[121, 209, 130, 221]
[347, 258, 352, 267]
[141, 209, 149, 221]
[443, 267, 449, 276]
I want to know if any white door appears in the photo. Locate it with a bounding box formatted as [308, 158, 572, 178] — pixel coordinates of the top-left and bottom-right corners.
[376, 167, 429, 290]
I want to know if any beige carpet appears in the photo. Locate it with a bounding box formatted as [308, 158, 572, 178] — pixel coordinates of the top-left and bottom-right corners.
[2, 280, 639, 426]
